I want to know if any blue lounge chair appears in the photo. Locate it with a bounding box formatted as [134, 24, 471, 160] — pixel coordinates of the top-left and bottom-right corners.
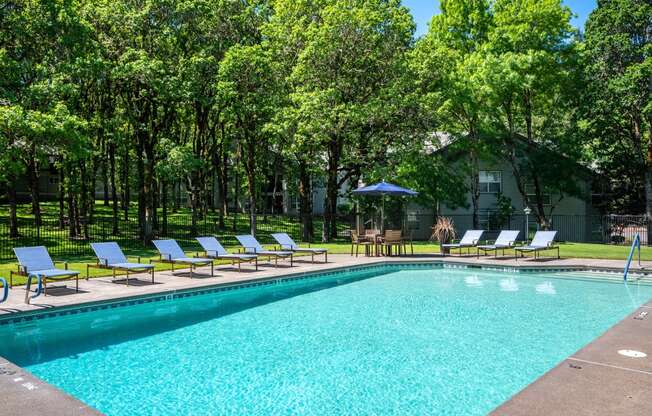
[152, 239, 214, 278]
[271, 233, 328, 263]
[235, 235, 293, 267]
[477, 230, 520, 258]
[196, 237, 258, 271]
[11, 246, 80, 293]
[441, 230, 484, 256]
[515, 231, 559, 260]
[89, 242, 155, 284]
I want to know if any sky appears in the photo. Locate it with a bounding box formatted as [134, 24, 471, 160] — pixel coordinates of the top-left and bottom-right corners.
[403, 0, 598, 38]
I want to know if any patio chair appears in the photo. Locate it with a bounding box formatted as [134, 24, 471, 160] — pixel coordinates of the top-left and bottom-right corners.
[11, 246, 80, 294]
[351, 231, 374, 257]
[515, 231, 559, 260]
[89, 242, 155, 284]
[196, 236, 258, 271]
[235, 235, 293, 267]
[476, 230, 520, 258]
[379, 230, 404, 256]
[152, 239, 214, 278]
[441, 230, 484, 256]
[271, 233, 328, 263]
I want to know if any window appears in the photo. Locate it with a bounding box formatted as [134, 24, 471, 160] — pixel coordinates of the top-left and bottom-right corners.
[48, 176, 59, 185]
[525, 184, 551, 206]
[479, 171, 501, 193]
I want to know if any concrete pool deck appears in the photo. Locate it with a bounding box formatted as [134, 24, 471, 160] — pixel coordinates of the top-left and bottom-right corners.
[1, 253, 652, 415]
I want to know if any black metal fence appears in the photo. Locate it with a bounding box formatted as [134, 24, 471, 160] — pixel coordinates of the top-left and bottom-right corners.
[0, 213, 354, 261]
[0, 212, 647, 261]
[425, 214, 648, 245]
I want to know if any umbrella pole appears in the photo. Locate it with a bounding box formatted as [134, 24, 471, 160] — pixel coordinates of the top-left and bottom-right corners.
[381, 196, 385, 233]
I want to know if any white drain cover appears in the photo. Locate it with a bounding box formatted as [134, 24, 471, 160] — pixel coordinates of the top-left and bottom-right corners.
[618, 349, 647, 358]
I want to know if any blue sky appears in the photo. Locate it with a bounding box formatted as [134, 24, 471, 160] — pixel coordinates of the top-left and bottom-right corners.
[403, 0, 598, 37]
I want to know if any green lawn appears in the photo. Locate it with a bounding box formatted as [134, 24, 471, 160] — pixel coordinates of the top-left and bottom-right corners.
[0, 241, 645, 287]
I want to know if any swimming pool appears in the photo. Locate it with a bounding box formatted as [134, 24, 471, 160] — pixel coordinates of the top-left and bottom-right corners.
[1, 264, 650, 415]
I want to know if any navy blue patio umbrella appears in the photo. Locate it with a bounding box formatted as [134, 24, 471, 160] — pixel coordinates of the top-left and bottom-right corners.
[352, 181, 418, 231]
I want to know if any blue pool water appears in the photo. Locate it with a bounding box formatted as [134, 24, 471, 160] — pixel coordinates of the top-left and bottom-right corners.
[1, 265, 651, 415]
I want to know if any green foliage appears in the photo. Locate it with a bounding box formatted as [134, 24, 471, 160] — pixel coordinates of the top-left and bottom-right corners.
[0, 0, 639, 247]
[582, 0, 652, 214]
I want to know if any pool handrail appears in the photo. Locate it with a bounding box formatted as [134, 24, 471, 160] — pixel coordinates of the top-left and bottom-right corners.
[624, 233, 641, 281]
[24, 273, 44, 304]
[0, 277, 7, 303]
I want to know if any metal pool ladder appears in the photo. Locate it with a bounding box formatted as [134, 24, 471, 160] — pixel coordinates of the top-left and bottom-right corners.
[0, 277, 7, 303]
[624, 233, 641, 281]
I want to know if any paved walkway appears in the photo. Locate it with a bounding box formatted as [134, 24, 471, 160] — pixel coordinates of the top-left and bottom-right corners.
[1, 253, 651, 416]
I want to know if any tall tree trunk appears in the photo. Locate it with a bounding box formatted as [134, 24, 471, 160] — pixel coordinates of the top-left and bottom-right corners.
[189, 178, 199, 236]
[173, 181, 180, 213]
[152, 178, 159, 234]
[89, 155, 99, 224]
[216, 128, 228, 229]
[244, 137, 257, 236]
[67, 172, 77, 238]
[123, 145, 130, 221]
[109, 143, 119, 234]
[26, 149, 41, 227]
[136, 139, 146, 240]
[298, 159, 313, 242]
[233, 147, 241, 232]
[469, 148, 480, 229]
[102, 155, 109, 206]
[58, 166, 65, 230]
[141, 137, 156, 244]
[7, 174, 19, 238]
[323, 137, 341, 242]
[162, 181, 168, 236]
[79, 161, 90, 239]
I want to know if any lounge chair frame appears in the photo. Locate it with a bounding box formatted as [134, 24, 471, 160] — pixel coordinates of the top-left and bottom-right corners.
[236, 235, 293, 267]
[271, 233, 328, 263]
[87, 258, 155, 284]
[476, 231, 520, 258]
[151, 240, 214, 278]
[441, 230, 484, 257]
[196, 237, 258, 271]
[515, 244, 560, 260]
[11, 247, 80, 294]
[514, 231, 560, 260]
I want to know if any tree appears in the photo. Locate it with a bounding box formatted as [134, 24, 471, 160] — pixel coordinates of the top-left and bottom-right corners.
[412, 0, 493, 226]
[0, 0, 90, 231]
[582, 0, 652, 215]
[218, 44, 278, 235]
[290, 0, 415, 241]
[263, 0, 327, 241]
[479, 0, 584, 228]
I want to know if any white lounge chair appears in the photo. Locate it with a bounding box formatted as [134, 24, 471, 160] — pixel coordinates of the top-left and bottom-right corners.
[89, 242, 155, 284]
[196, 237, 258, 271]
[477, 230, 520, 258]
[441, 230, 484, 256]
[12, 246, 80, 293]
[152, 239, 214, 278]
[271, 233, 328, 263]
[514, 231, 559, 260]
[235, 235, 293, 267]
